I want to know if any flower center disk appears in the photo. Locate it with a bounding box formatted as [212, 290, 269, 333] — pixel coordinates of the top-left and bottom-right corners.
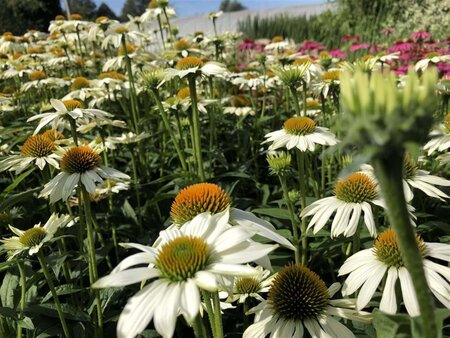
[176, 56, 204, 70]
[235, 277, 261, 294]
[375, 229, 427, 268]
[283, 117, 316, 135]
[19, 227, 47, 247]
[334, 173, 377, 203]
[62, 99, 82, 111]
[156, 236, 209, 282]
[60, 146, 100, 174]
[21, 134, 55, 158]
[268, 264, 329, 321]
[170, 183, 231, 224]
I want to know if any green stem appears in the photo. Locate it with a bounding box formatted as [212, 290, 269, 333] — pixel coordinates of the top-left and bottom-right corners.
[373, 153, 436, 338]
[212, 292, 223, 338]
[121, 34, 140, 133]
[156, 14, 166, 50]
[289, 86, 301, 116]
[201, 290, 216, 337]
[296, 150, 308, 264]
[17, 261, 26, 338]
[151, 89, 188, 171]
[302, 80, 308, 116]
[192, 314, 208, 338]
[68, 118, 78, 146]
[279, 176, 300, 263]
[81, 187, 104, 337]
[188, 76, 206, 181]
[37, 251, 71, 338]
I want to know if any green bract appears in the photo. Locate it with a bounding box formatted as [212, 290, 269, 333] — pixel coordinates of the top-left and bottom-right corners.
[339, 69, 438, 155]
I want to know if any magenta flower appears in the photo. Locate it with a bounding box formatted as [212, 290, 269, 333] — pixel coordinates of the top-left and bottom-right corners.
[349, 42, 370, 52]
[330, 49, 346, 59]
[383, 28, 395, 36]
[410, 31, 432, 41]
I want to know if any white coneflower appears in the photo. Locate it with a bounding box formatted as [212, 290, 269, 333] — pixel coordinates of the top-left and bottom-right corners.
[301, 173, 383, 237]
[361, 155, 450, 202]
[423, 113, 450, 155]
[1, 213, 74, 259]
[169, 183, 295, 252]
[163, 56, 227, 82]
[0, 134, 59, 173]
[244, 264, 371, 338]
[263, 116, 338, 152]
[40, 145, 129, 203]
[93, 211, 277, 338]
[226, 266, 274, 303]
[339, 229, 450, 316]
[27, 99, 112, 135]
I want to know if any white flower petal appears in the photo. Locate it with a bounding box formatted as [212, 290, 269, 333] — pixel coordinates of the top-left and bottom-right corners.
[93, 268, 160, 287]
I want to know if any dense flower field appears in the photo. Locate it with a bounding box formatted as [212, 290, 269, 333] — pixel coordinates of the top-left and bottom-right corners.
[0, 2, 449, 338]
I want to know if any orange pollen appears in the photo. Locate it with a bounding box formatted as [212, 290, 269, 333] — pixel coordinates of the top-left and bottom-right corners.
[96, 16, 109, 24]
[99, 72, 127, 81]
[27, 47, 44, 54]
[62, 99, 82, 111]
[115, 27, 129, 34]
[69, 13, 83, 20]
[175, 39, 190, 50]
[271, 36, 284, 43]
[176, 56, 204, 70]
[21, 134, 55, 158]
[283, 117, 316, 135]
[176, 87, 191, 100]
[42, 130, 65, 141]
[71, 77, 90, 90]
[60, 146, 100, 174]
[231, 94, 251, 107]
[170, 183, 231, 224]
[29, 71, 46, 81]
[322, 70, 341, 81]
[334, 173, 377, 203]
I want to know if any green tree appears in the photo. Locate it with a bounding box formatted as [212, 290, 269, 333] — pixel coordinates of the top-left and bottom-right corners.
[68, 0, 97, 20]
[96, 2, 119, 20]
[120, 0, 139, 21]
[0, 0, 62, 35]
[220, 0, 247, 12]
[136, 0, 150, 14]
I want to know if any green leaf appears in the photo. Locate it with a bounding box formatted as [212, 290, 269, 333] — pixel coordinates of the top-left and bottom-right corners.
[373, 310, 411, 338]
[0, 306, 17, 319]
[122, 199, 138, 224]
[252, 208, 291, 220]
[28, 303, 90, 321]
[0, 187, 41, 212]
[411, 308, 450, 338]
[0, 167, 35, 199]
[17, 316, 34, 330]
[42, 284, 83, 303]
[0, 272, 19, 308]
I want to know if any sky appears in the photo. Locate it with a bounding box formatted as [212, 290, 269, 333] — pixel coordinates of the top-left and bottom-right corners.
[92, 0, 324, 17]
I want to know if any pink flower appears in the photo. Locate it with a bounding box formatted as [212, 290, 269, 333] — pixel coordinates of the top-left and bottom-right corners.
[394, 65, 410, 75]
[299, 40, 326, 52]
[410, 31, 432, 41]
[383, 28, 395, 36]
[349, 42, 370, 52]
[330, 49, 346, 59]
[341, 35, 361, 43]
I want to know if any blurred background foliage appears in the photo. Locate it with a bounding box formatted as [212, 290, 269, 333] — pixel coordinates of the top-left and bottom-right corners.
[239, 0, 450, 48]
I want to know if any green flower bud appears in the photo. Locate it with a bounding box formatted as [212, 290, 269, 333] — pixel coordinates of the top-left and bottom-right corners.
[339, 69, 439, 156]
[273, 62, 311, 88]
[140, 68, 165, 89]
[267, 152, 292, 176]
